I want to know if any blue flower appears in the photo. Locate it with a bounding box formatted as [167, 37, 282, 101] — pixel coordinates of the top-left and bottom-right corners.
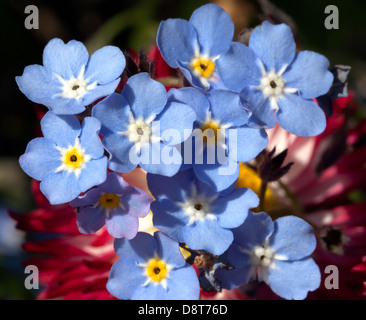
[70, 172, 152, 239]
[168, 87, 268, 192]
[215, 211, 321, 300]
[16, 38, 125, 115]
[218, 21, 334, 136]
[93, 72, 196, 177]
[107, 231, 200, 300]
[147, 169, 259, 255]
[157, 3, 237, 90]
[19, 112, 107, 205]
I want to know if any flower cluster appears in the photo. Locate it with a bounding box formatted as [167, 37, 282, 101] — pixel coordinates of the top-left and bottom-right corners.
[16, 4, 338, 300]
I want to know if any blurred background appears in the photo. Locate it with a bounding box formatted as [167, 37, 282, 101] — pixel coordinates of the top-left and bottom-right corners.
[0, 0, 365, 299]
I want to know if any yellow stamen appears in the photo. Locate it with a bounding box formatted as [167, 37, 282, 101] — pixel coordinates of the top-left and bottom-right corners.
[146, 259, 168, 282]
[191, 58, 215, 78]
[99, 193, 120, 209]
[63, 148, 84, 169]
[201, 121, 221, 144]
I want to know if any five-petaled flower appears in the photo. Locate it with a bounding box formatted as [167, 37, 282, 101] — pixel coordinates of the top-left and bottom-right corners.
[19, 112, 108, 205]
[70, 172, 153, 239]
[215, 211, 321, 300]
[107, 232, 200, 300]
[16, 38, 125, 115]
[218, 21, 334, 136]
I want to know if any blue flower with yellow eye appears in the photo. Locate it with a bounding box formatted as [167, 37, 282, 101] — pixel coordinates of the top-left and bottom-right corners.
[218, 21, 334, 136]
[16, 38, 125, 115]
[107, 232, 200, 300]
[19, 112, 107, 205]
[70, 172, 152, 239]
[157, 3, 238, 90]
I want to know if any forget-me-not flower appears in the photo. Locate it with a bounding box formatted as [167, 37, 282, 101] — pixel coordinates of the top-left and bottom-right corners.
[215, 211, 321, 300]
[168, 87, 268, 192]
[147, 169, 259, 255]
[218, 21, 334, 136]
[19, 112, 108, 205]
[107, 231, 200, 300]
[16, 38, 125, 115]
[70, 172, 152, 239]
[93, 72, 196, 177]
[157, 3, 238, 90]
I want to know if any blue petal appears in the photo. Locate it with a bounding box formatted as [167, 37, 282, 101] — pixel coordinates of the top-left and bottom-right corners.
[155, 231, 186, 268]
[189, 4, 234, 57]
[249, 21, 296, 72]
[77, 157, 108, 193]
[212, 188, 259, 229]
[70, 187, 102, 207]
[114, 232, 158, 263]
[233, 211, 274, 250]
[106, 209, 139, 239]
[81, 78, 121, 108]
[167, 87, 210, 122]
[163, 266, 200, 300]
[151, 199, 186, 244]
[79, 116, 104, 158]
[283, 50, 334, 99]
[92, 92, 131, 137]
[182, 218, 233, 255]
[226, 126, 268, 162]
[276, 93, 326, 136]
[122, 73, 167, 120]
[193, 159, 239, 193]
[156, 101, 196, 145]
[217, 42, 261, 92]
[41, 112, 81, 148]
[147, 169, 195, 202]
[85, 45, 125, 84]
[42, 38, 89, 79]
[240, 87, 277, 128]
[19, 138, 60, 181]
[157, 19, 198, 68]
[106, 259, 145, 299]
[121, 188, 152, 218]
[98, 172, 131, 194]
[208, 90, 249, 127]
[139, 142, 182, 177]
[76, 206, 106, 234]
[15, 65, 61, 105]
[40, 170, 81, 204]
[102, 133, 137, 173]
[269, 216, 317, 260]
[131, 280, 167, 300]
[268, 258, 321, 300]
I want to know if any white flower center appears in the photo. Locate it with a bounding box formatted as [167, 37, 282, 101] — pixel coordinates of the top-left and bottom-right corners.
[254, 61, 297, 110]
[55, 138, 91, 177]
[177, 184, 218, 225]
[55, 65, 97, 100]
[120, 112, 161, 154]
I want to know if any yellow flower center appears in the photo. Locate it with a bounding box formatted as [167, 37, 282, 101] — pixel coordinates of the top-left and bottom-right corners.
[99, 193, 120, 209]
[201, 120, 221, 144]
[63, 148, 85, 169]
[191, 58, 215, 78]
[236, 163, 276, 211]
[146, 259, 168, 282]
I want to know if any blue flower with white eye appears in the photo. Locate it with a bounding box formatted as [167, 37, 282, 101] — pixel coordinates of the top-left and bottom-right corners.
[168, 87, 268, 192]
[16, 38, 125, 115]
[147, 169, 259, 255]
[218, 21, 334, 136]
[19, 112, 107, 205]
[157, 3, 238, 90]
[215, 211, 321, 300]
[93, 72, 196, 177]
[70, 172, 152, 239]
[107, 231, 200, 300]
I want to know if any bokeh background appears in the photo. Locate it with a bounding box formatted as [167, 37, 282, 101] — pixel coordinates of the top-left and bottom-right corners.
[0, 0, 365, 299]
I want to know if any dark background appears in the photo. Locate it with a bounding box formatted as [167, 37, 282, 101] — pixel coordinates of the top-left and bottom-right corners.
[0, 0, 365, 299]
